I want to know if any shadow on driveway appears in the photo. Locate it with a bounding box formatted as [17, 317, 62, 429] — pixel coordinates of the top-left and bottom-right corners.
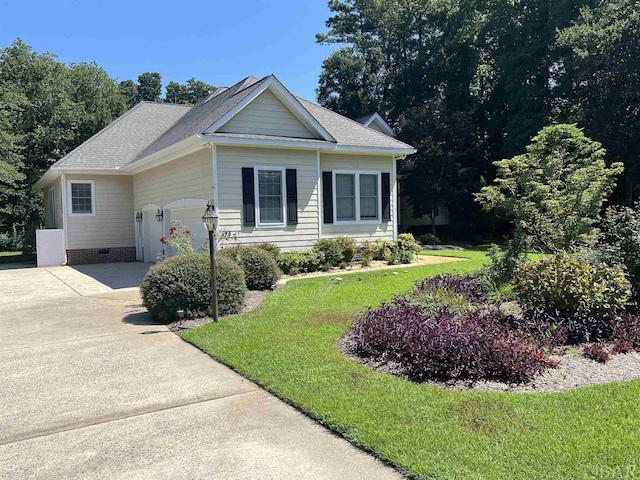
[71, 262, 152, 290]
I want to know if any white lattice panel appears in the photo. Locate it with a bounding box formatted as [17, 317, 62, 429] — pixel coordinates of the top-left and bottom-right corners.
[36, 229, 66, 267]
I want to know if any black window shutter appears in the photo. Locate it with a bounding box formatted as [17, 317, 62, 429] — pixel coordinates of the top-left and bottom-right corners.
[242, 167, 255, 226]
[286, 169, 298, 225]
[322, 171, 333, 224]
[381, 172, 391, 222]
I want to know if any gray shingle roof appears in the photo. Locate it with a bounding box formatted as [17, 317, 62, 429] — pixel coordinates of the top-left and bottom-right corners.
[50, 75, 413, 172]
[51, 102, 191, 170]
[138, 76, 267, 159]
[298, 99, 412, 150]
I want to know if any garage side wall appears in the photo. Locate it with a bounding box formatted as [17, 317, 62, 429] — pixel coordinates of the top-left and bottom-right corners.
[132, 148, 214, 210]
[217, 146, 319, 250]
[65, 174, 135, 264]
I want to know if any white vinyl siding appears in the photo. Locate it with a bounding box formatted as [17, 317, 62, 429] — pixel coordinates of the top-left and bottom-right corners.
[65, 175, 134, 249]
[321, 153, 395, 242]
[43, 182, 62, 229]
[217, 146, 318, 250]
[133, 149, 214, 210]
[218, 89, 317, 139]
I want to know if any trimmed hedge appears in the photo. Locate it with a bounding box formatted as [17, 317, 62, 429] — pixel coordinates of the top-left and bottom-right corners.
[219, 245, 281, 290]
[277, 250, 324, 275]
[140, 253, 246, 321]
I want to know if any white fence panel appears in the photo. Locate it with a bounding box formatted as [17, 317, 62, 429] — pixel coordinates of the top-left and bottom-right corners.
[36, 229, 66, 267]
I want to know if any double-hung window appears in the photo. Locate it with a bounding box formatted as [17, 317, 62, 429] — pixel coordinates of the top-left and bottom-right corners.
[333, 171, 380, 223]
[255, 167, 285, 227]
[68, 181, 95, 216]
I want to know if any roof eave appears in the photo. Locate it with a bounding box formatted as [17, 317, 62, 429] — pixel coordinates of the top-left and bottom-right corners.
[121, 135, 206, 175]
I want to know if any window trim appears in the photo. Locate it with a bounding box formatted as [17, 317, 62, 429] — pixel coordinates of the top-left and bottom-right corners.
[332, 170, 382, 225]
[254, 166, 287, 228]
[67, 180, 96, 217]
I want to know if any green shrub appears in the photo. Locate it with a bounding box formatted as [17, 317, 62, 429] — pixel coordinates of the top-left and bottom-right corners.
[335, 236, 357, 263]
[140, 253, 246, 321]
[361, 255, 372, 267]
[277, 250, 324, 274]
[219, 246, 281, 290]
[513, 254, 631, 319]
[398, 250, 414, 264]
[387, 253, 398, 265]
[481, 233, 529, 287]
[373, 239, 393, 261]
[395, 233, 421, 253]
[418, 233, 440, 246]
[256, 242, 281, 260]
[359, 240, 376, 258]
[313, 239, 343, 266]
[339, 261, 348, 269]
[594, 205, 640, 301]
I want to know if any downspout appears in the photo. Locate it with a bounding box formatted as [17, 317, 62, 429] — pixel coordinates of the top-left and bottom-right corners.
[317, 150, 322, 240]
[60, 173, 69, 264]
[211, 142, 220, 233]
[392, 156, 404, 241]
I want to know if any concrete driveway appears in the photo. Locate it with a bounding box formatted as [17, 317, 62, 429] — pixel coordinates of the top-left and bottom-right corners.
[0, 263, 402, 479]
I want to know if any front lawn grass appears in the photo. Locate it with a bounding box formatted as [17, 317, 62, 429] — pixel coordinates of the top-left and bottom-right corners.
[183, 249, 640, 480]
[0, 251, 35, 264]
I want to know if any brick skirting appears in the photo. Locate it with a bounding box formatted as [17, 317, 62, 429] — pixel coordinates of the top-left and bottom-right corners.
[66, 247, 137, 265]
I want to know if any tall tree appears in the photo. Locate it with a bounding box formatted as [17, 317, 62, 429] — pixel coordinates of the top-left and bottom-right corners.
[555, 0, 640, 204]
[118, 79, 138, 108]
[0, 39, 126, 232]
[165, 77, 214, 105]
[137, 72, 162, 102]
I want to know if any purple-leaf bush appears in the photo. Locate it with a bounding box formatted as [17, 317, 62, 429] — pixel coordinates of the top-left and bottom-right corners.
[582, 343, 611, 363]
[351, 299, 557, 383]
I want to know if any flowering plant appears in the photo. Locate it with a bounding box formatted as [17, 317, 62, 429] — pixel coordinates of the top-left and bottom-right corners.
[158, 221, 237, 261]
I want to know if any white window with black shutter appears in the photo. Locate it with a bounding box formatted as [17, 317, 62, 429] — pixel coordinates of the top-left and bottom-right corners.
[325, 170, 388, 224]
[241, 166, 298, 228]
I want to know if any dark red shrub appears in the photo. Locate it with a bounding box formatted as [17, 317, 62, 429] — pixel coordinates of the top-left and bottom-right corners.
[516, 309, 612, 346]
[350, 300, 556, 383]
[611, 314, 640, 350]
[582, 343, 611, 363]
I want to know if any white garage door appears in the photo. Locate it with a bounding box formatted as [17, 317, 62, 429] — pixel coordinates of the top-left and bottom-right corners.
[166, 207, 209, 255]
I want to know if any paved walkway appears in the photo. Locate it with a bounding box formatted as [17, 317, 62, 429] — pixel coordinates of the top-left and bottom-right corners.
[0, 263, 402, 479]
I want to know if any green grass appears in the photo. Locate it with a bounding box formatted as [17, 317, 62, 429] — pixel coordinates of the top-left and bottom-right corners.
[183, 249, 640, 479]
[0, 251, 35, 264]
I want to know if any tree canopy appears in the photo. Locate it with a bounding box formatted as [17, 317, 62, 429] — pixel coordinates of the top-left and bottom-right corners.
[0, 39, 127, 230]
[317, 0, 639, 235]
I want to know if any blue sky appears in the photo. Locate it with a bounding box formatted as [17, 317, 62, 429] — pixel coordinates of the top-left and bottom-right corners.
[0, 0, 339, 101]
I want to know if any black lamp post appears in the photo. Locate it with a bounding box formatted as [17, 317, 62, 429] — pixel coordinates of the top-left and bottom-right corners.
[202, 201, 219, 322]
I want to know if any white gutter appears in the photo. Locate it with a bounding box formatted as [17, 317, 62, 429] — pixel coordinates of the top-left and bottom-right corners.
[121, 136, 205, 174]
[317, 150, 322, 240]
[60, 173, 69, 260]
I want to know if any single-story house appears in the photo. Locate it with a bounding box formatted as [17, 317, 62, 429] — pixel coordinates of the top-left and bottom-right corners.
[35, 74, 416, 265]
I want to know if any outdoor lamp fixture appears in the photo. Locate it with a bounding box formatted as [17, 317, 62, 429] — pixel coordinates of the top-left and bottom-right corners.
[202, 201, 219, 322]
[155, 209, 163, 222]
[135, 211, 143, 223]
